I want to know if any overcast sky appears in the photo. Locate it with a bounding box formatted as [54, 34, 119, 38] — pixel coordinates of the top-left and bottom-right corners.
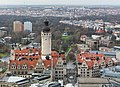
[0, 0, 120, 5]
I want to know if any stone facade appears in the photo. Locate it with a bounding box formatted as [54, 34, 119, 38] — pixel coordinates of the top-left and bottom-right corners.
[34, 58, 45, 75]
[53, 57, 64, 81]
[41, 31, 52, 59]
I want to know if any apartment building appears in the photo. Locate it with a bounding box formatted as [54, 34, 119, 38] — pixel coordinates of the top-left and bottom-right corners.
[13, 21, 23, 32]
[85, 38, 99, 50]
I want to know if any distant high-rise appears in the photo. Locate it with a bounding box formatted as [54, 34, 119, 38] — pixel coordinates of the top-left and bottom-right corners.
[13, 21, 23, 32]
[24, 21, 32, 32]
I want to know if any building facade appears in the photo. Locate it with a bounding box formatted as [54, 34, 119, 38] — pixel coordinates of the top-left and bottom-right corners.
[53, 57, 64, 81]
[77, 52, 115, 78]
[85, 38, 99, 50]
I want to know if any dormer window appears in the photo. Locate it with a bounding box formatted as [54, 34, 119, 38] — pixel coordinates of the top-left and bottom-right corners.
[95, 63, 97, 66]
[82, 63, 87, 68]
[11, 63, 16, 69]
[101, 61, 105, 66]
[22, 64, 27, 69]
[83, 64, 86, 66]
[94, 63, 98, 69]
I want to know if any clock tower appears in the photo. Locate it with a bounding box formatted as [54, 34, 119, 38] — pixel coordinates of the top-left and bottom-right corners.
[41, 19, 52, 60]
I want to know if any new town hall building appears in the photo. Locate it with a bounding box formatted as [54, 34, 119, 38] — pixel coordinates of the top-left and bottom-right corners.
[9, 20, 117, 84]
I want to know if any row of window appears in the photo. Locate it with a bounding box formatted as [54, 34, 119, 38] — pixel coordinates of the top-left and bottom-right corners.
[34, 71, 42, 73]
[55, 71, 63, 73]
[12, 71, 28, 75]
[78, 65, 104, 70]
[42, 33, 51, 36]
[11, 64, 33, 70]
[36, 67, 44, 70]
[79, 71, 100, 77]
[55, 77, 63, 80]
[15, 51, 39, 55]
[55, 68, 63, 70]
[81, 72, 89, 74]
[0, 84, 17, 87]
[80, 74, 90, 77]
[55, 75, 64, 77]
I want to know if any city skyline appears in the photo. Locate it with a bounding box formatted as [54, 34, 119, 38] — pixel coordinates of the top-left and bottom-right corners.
[0, 0, 120, 5]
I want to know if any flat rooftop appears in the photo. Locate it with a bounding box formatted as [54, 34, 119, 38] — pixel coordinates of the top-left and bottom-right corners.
[78, 78, 110, 84]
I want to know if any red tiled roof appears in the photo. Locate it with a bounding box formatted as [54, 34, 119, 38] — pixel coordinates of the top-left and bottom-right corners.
[42, 58, 58, 68]
[77, 52, 104, 60]
[95, 30, 105, 33]
[51, 51, 59, 58]
[14, 48, 41, 54]
[11, 48, 67, 70]
[51, 51, 65, 60]
[14, 48, 41, 59]
[77, 52, 113, 69]
[77, 58, 84, 63]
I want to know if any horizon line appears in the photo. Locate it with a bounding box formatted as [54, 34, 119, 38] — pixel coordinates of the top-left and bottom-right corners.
[0, 4, 120, 6]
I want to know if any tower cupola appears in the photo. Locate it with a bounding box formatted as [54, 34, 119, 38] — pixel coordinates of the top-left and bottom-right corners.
[43, 19, 50, 32]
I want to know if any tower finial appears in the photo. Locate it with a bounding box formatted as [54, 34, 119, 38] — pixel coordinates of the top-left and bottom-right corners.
[44, 19, 49, 26]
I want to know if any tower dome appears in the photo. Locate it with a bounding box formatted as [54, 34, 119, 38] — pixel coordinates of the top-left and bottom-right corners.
[43, 19, 50, 32]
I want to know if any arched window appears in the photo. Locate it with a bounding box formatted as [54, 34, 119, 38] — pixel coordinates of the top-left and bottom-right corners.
[17, 65, 21, 69]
